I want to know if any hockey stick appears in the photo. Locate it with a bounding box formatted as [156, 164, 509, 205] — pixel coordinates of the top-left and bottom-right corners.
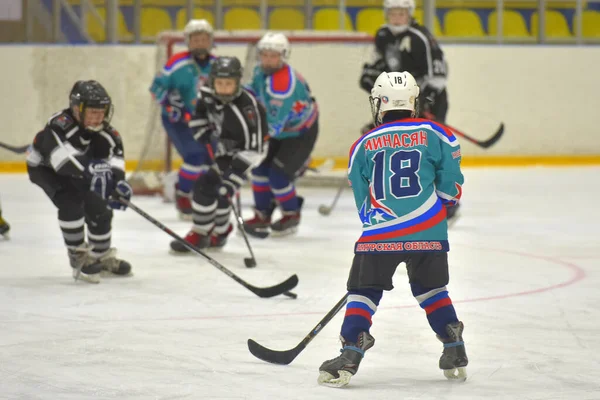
[228, 197, 258, 269]
[0, 141, 29, 154]
[421, 111, 505, 149]
[120, 198, 299, 298]
[247, 293, 348, 365]
[228, 197, 298, 299]
[318, 180, 347, 216]
[444, 122, 504, 149]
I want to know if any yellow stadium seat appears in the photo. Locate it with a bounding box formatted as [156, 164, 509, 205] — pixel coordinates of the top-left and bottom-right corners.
[444, 9, 485, 36]
[175, 8, 215, 30]
[531, 10, 571, 37]
[269, 8, 305, 30]
[356, 8, 385, 34]
[141, 8, 173, 38]
[224, 8, 261, 30]
[86, 7, 130, 42]
[313, 8, 353, 30]
[488, 10, 529, 37]
[412, 9, 442, 37]
[582, 10, 600, 38]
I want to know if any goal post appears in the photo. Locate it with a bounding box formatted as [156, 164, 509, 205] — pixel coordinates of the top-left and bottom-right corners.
[129, 30, 374, 196]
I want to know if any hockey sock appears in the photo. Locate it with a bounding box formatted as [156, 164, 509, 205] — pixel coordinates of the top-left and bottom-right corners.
[58, 214, 85, 249]
[214, 196, 231, 235]
[178, 163, 207, 194]
[269, 168, 298, 211]
[191, 196, 216, 235]
[87, 208, 113, 258]
[251, 166, 274, 212]
[340, 289, 382, 344]
[411, 283, 459, 339]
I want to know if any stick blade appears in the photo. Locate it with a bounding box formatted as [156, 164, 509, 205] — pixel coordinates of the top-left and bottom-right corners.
[479, 123, 504, 149]
[247, 339, 301, 365]
[250, 274, 299, 298]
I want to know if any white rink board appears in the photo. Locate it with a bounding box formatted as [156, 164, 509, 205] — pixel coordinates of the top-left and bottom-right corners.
[0, 167, 600, 398]
[0, 45, 599, 163]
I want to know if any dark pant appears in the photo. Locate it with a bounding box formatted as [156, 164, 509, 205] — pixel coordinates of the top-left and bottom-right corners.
[28, 166, 113, 256]
[347, 252, 449, 291]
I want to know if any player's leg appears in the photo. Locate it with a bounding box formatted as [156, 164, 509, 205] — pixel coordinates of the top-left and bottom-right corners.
[28, 167, 102, 282]
[244, 143, 279, 236]
[170, 166, 220, 253]
[269, 120, 319, 236]
[161, 116, 209, 219]
[210, 195, 233, 248]
[83, 191, 131, 276]
[406, 251, 468, 380]
[318, 252, 404, 387]
[0, 197, 9, 238]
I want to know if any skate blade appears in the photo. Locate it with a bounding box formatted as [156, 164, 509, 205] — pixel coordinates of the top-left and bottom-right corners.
[72, 269, 100, 284]
[443, 367, 467, 381]
[317, 370, 353, 388]
[168, 249, 195, 256]
[270, 226, 298, 238]
[99, 270, 134, 278]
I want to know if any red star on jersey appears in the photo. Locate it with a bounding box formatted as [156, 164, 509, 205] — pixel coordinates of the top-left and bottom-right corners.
[292, 101, 306, 115]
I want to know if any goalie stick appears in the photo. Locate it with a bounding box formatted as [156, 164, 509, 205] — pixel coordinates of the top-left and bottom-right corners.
[247, 293, 348, 365]
[0, 141, 29, 154]
[120, 198, 299, 298]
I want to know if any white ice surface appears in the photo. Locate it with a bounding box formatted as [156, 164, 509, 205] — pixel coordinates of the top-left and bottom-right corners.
[0, 167, 599, 400]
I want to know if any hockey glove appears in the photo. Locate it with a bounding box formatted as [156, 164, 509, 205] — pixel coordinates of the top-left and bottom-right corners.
[109, 180, 133, 210]
[149, 77, 168, 105]
[87, 160, 114, 200]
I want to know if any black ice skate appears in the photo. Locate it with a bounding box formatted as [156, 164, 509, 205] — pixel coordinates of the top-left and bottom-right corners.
[69, 244, 102, 284]
[94, 248, 132, 276]
[0, 214, 9, 238]
[318, 331, 375, 388]
[438, 321, 468, 381]
[271, 197, 304, 237]
[170, 230, 210, 254]
[243, 208, 272, 239]
[446, 203, 461, 229]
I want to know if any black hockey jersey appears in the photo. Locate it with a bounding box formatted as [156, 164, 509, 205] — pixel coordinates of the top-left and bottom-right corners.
[26, 109, 126, 182]
[360, 22, 447, 94]
[189, 86, 268, 180]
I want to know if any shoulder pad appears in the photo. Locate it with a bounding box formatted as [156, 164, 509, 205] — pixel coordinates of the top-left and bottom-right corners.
[48, 111, 76, 133]
[163, 51, 193, 73]
[266, 65, 296, 99]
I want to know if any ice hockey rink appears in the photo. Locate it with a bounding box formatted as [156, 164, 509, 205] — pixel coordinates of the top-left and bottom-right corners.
[0, 166, 598, 400]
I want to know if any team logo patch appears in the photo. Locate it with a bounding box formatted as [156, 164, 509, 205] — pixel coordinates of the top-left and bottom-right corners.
[381, 96, 389, 104]
[54, 114, 73, 130]
[243, 106, 257, 128]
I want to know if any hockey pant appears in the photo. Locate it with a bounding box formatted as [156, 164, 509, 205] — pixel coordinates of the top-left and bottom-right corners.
[341, 251, 459, 343]
[28, 166, 113, 259]
[161, 115, 211, 194]
[190, 160, 233, 236]
[250, 119, 319, 212]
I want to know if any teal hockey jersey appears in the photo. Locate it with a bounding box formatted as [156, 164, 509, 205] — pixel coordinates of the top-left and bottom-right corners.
[150, 51, 214, 121]
[348, 118, 464, 254]
[246, 64, 318, 139]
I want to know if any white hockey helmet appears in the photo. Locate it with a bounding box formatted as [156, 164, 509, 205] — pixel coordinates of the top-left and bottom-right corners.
[257, 32, 291, 60]
[370, 71, 420, 124]
[184, 19, 214, 45]
[384, 0, 415, 15]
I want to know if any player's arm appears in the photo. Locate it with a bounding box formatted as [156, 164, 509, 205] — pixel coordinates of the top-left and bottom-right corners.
[432, 127, 464, 206]
[34, 123, 91, 178]
[188, 90, 213, 143]
[348, 139, 371, 222]
[174, 69, 198, 117]
[359, 29, 388, 93]
[102, 127, 126, 183]
[149, 72, 170, 105]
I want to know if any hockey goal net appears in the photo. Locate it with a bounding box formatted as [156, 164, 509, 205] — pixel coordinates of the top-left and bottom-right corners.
[130, 30, 373, 197]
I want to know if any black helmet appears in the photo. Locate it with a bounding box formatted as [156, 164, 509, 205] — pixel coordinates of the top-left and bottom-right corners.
[209, 57, 243, 103]
[69, 80, 113, 128]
